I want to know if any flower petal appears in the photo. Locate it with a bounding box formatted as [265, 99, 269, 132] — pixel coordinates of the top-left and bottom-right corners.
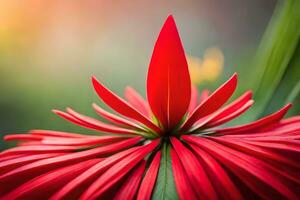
[199, 89, 210, 103]
[214, 104, 291, 135]
[205, 91, 252, 127]
[212, 137, 300, 183]
[190, 99, 253, 132]
[188, 85, 199, 115]
[50, 146, 140, 200]
[114, 161, 146, 200]
[1, 159, 101, 199]
[29, 130, 88, 138]
[188, 143, 243, 200]
[80, 139, 159, 200]
[170, 147, 197, 200]
[53, 109, 137, 135]
[181, 73, 237, 131]
[93, 103, 146, 131]
[0, 137, 142, 192]
[206, 100, 254, 128]
[124, 86, 151, 118]
[4, 133, 127, 147]
[0, 153, 63, 175]
[184, 136, 298, 199]
[136, 151, 161, 200]
[170, 137, 217, 199]
[0, 145, 76, 156]
[147, 15, 191, 130]
[92, 77, 161, 134]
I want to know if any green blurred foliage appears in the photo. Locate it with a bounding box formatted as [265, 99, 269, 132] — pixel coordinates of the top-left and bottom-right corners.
[250, 0, 300, 118]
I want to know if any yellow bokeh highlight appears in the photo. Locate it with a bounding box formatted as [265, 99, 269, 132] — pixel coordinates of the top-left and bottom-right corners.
[187, 47, 224, 85]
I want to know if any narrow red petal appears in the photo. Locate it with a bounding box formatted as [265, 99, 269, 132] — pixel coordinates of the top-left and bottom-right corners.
[0, 137, 142, 185]
[221, 117, 300, 138]
[80, 139, 160, 200]
[147, 15, 191, 130]
[242, 140, 300, 153]
[170, 137, 217, 199]
[213, 137, 300, 173]
[184, 136, 298, 199]
[0, 155, 23, 163]
[0, 145, 76, 156]
[136, 151, 161, 200]
[92, 77, 161, 134]
[41, 136, 127, 146]
[188, 143, 243, 200]
[1, 159, 100, 199]
[4, 133, 127, 147]
[0, 153, 63, 174]
[191, 99, 253, 132]
[29, 130, 88, 138]
[67, 107, 140, 134]
[51, 147, 140, 200]
[188, 85, 199, 115]
[53, 109, 137, 135]
[124, 86, 151, 118]
[199, 89, 210, 103]
[206, 91, 252, 125]
[181, 73, 237, 131]
[93, 103, 145, 131]
[114, 161, 146, 200]
[170, 147, 197, 200]
[225, 116, 300, 138]
[214, 104, 291, 135]
[206, 100, 254, 127]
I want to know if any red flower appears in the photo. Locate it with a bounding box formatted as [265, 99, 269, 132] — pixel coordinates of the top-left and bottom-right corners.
[1, 15, 300, 200]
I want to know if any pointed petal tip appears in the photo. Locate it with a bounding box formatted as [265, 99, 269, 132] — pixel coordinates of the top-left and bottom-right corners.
[91, 75, 97, 81]
[3, 135, 10, 141]
[228, 72, 238, 90]
[92, 102, 98, 108]
[247, 90, 253, 98]
[52, 109, 60, 114]
[91, 76, 100, 87]
[165, 15, 175, 24]
[232, 72, 238, 81]
[284, 103, 292, 111]
[65, 107, 71, 111]
[124, 86, 134, 94]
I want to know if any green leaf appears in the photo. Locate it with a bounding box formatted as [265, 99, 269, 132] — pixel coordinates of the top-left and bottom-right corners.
[244, 0, 300, 120]
[262, 42, 300, 116]
[152, 143, 178, 200]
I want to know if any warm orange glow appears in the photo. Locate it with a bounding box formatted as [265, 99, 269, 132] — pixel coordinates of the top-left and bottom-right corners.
[187, 47, 224, 85]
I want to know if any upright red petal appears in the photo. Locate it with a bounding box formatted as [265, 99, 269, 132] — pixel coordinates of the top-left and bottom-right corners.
[147, 15, 191, 131]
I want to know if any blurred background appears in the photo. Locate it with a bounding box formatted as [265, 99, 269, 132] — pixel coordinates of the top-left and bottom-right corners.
[1, 0, 299, 149]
